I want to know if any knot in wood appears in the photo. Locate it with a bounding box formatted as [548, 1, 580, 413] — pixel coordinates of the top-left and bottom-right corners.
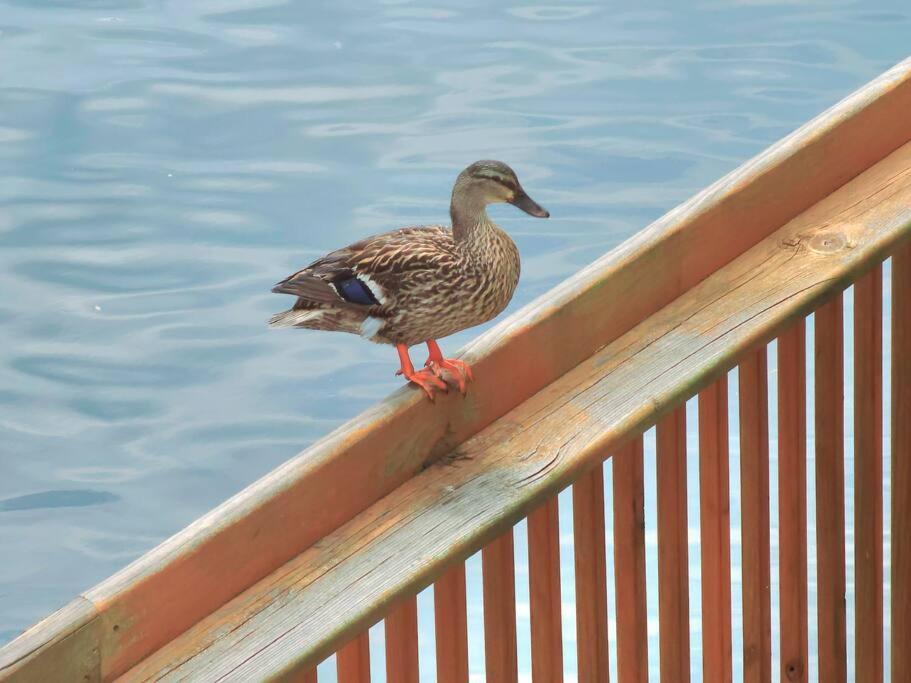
[784, 658, 804, 680]
[808, 231, 847, 254]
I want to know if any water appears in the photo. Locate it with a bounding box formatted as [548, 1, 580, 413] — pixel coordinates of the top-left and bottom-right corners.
[0, 0, 906, 679]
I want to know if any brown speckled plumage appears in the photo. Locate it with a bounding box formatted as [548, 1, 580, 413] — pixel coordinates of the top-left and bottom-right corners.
[270, 160, 547, 350]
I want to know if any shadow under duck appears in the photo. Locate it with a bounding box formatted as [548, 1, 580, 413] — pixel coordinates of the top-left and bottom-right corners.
[270, 160, 549, 399]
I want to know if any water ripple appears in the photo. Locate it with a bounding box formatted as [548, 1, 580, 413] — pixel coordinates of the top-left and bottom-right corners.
[0, 490, 118, 513]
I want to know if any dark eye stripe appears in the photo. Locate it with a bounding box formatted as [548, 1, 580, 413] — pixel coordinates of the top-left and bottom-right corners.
[473, 172, 517, 191]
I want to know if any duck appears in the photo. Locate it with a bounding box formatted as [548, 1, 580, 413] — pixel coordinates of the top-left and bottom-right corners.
[269, 160, 549, 399]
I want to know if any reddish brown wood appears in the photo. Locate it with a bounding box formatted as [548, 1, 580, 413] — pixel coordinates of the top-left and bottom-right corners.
[698, 378, 733, 683]
[296, 668, 318, 683]
[612, 437, 647, 683]
[739, 348, 772, 683]
[657, 407, 690, 683]
[113, 142, 911, 680]
[337, 632, 370, 683]
[893, 243, 911, 682]
[777, 323, 809, 682]
[814, 294, 847, 683]
[855, 265, 884, 682]
[482, 530, 518, 683]
[528, 497, 564, 682]
[434, 563, 469, 683]
[573, 465, 610, 683]
[385, 596, 418, 683]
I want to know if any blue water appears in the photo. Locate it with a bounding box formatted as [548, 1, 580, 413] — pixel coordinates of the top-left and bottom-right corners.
[0, 1, 906, 679]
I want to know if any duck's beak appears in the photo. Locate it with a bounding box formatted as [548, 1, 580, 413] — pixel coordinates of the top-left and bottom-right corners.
[509, 190, 550, 218]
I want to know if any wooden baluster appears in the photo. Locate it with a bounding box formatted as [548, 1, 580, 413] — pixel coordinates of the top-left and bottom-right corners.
[337, 631, 371, 683]
[657, 406, 690, 683]
[739, 348, 772, 683]
[483, 529, 518, 683]
[435, 563, 469, 683]
[778, 322, 808, 682]
[385, 596, 419, 683]
[855, 265, 884, 682]
[699, 378, 733, 683]
[296, 668, 318, 683]
[574, 465, 610, 683]
[814, 294, 847, 683]
[528, 496, 564, 682]
[892, 245, 911, 682]
[613, 437, 648, 683]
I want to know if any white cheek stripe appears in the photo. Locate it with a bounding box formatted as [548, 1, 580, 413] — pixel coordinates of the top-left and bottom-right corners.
[359, 316, 384, 340]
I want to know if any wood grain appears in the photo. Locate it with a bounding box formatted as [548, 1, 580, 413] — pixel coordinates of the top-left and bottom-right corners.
[0, 599, 100, 683]
[854, 264, 884, 683]
[698, 378, 733, 683]
[777, 322, 808, 682]
[612, 438, 648, 683]
[337, 632, 370, 683]
[434, 563, 469, 683]
[739, 348, 772, 683]
[482, 531, 518, 683]
[116, 140, 911, 680]
[385, 596, 418, 683]
[528, 497, 564, 682]
[657, 407, 690, 683]
[6, 60, 911, 681]
[813, 293, 847, 683]
[892, 243, 911, 682]
[573, 465, 610, 683]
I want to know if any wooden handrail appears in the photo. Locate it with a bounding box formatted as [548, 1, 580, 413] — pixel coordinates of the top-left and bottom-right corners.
[119, 139, 911, 680]
[2, 58, 911, 681]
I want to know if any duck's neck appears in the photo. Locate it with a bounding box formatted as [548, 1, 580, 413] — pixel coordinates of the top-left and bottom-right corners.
[450, 190, 491, 242]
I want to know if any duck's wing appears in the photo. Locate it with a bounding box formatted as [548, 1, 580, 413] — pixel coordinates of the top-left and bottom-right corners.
[272, 225, 455, 308]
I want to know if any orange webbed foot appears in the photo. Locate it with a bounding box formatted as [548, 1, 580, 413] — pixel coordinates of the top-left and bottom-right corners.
[425, 357, 473, 395]
[395, 343, 448, 400]
[424, 340, 473, 396]
[396, 366, 449, 400]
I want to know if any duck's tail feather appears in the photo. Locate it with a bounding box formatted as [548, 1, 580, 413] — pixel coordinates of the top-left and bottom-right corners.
[268, 308, 325, 328]
[268, 307, 367, 336]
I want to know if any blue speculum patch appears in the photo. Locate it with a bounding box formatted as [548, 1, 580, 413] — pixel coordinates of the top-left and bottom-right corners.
[334, 276, 380, 306]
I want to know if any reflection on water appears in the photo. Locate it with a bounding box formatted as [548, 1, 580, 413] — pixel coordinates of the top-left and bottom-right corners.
[0, 0, 906, 679]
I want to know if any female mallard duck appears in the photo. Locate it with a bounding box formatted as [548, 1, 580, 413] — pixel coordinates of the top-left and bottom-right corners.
[269, 160, 549, 399]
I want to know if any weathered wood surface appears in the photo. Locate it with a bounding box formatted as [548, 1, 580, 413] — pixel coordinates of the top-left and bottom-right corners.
[813, 294, 847, 683]
[739, 347, 772, 683]
[612, 438, 648, 683]
[777, 323, 808, 682]
[698, 379, 733, 683]
[115, 139, 911, 681]
[0, 598, 101, 682]
[3, 57, 910, 683]
[433, 563, 468, 683]
[384, 596, 418, 683]
[892, 243, 911, 682]
[573, 465, 610, 683]
[336, 632, 370, 683]
[657, 407, 690, 683]
[528, 497, 563, 683]
[482, 531, 518, 683]
[854, 265, 884, 682]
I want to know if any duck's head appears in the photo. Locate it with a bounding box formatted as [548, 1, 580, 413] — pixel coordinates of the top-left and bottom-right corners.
[454, 160, 549, 218]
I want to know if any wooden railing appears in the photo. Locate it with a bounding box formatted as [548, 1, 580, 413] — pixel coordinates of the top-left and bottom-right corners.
[2, 58, 911, 683]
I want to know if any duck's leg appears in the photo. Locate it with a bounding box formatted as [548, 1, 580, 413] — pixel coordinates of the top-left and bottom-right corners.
[395, 343, 448, 400]
[424, 340, 473, 395]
